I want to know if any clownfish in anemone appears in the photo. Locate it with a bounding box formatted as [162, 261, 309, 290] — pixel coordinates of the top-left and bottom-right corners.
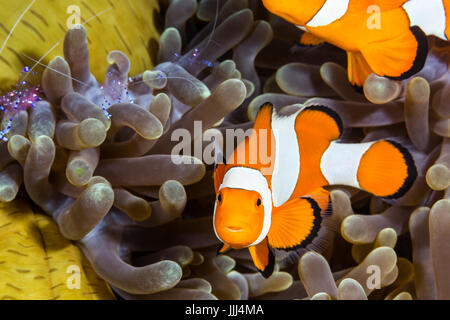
[261, 0, 450, 86]
[213, 103, 418, 277]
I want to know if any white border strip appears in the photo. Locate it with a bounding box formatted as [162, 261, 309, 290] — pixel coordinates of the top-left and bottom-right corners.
[271, 110, 301, 207]
[214, 167, 273, 246]
[403, 0, 447, 40]
[306, 0, 350, 27]
[320, 141, 375, 188]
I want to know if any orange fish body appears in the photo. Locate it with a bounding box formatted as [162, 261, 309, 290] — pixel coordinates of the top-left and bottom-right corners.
[213, 103, 417, 277]
[262, 0, 450, 86]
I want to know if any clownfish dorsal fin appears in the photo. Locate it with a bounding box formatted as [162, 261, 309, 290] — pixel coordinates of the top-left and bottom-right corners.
[248, 238, 275, 278]
[213, 135, 226, 167]
[296, 105, 343, 141]
[360, 26, 428, 82]
[290, 106, 343, 195]
[213, 135, 227, 193]
[228, 102, 275, 174]
[214, 163, 227, 194]
[268, 188, 331, 250]
[254, 102, 274, 131]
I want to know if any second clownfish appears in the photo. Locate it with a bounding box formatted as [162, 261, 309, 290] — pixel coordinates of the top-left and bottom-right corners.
[213, 103, 417, 277]
[261, 0, 450, 86]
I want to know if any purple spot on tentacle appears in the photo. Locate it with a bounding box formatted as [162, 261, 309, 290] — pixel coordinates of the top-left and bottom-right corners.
[0, 72, 41, 141]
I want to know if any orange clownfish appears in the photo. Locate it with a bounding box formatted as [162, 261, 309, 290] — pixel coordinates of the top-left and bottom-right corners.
[213, 103, 417, 277]
[261, 0, 450, 86]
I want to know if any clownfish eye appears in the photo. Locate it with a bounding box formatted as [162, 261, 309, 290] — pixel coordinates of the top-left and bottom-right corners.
[217, 194, 222, 203]
[256, 198, 262, 207]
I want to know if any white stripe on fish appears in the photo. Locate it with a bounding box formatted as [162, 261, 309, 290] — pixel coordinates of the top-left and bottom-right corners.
[271, 110, 302, 207]
[320, 141, 375, 189]
[306, 0, 350, 27]
[403, 0, 448, 40]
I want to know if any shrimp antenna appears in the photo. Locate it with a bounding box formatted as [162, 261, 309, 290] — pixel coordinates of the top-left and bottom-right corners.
[20, 6, 113, 82]
[0, 0, 36, 56]
[21, 53, 90, 87]
[202, 0, 220, 52]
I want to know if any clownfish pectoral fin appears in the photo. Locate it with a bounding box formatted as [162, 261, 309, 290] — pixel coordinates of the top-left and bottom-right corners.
[347, 51, 374, 87]
[267, 188, 331, 250]
[248, 238, 275, 278]
[300, 32, 325, 46]
[302, 187, 332, 213]
[357, 139, 417, 199]
[217, 243, 231, 255]
[361, 26, 428, 82]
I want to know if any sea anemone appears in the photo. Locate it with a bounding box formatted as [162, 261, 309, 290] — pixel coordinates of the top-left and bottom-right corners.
[1, 0, 257, 299]
[0, 0, 449, 300]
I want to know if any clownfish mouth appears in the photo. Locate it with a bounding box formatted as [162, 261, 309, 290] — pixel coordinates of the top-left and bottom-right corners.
[226, 226, 243, 232]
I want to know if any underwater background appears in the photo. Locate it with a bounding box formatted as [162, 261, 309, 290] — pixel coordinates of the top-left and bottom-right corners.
[0, 0, 448, 300]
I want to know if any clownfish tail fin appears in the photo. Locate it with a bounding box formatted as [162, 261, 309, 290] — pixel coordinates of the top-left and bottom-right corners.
[357, 140, 417, 199]
[385, 26, 428, 81]
[360, 26, 428, 82]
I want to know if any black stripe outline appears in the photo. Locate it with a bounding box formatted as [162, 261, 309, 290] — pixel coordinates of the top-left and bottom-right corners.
[386, 26, 428, 81]
[382, 140, 418, 199]
[302, 105, 344, 138]
[260, 247, 275, 278]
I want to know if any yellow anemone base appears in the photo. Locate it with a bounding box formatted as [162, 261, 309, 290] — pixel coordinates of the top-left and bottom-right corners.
[0, 0, 160, 90]
[0, 199, 115, 300]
